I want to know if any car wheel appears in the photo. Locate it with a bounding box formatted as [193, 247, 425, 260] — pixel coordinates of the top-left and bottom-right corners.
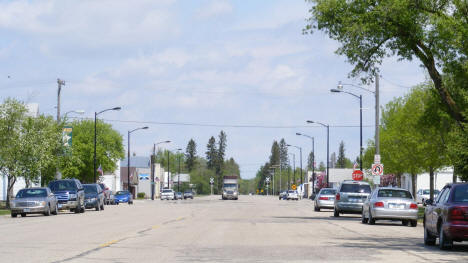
[52, 204, 58, 215]
[21, 213, 26, 217]
[314, 205, 320, 212]
[402, 220, 409, 226]
[361, 209, 368, 224]
[96, 202, 100, 211]
[368, 209, 375, 225]
[44, 205, 51, 216]
[333, 208, 339, 217]
[11, 213, 17, 218]
[410, 220, 417, 227]
[75, 203, 81, 214]
[101, 201, 105, 210]
[439, 223, 453, 250]
[424, 222, 436, 246]
[81, 206, 85, 213]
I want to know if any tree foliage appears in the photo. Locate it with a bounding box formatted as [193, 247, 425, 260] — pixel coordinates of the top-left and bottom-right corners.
[185, 139, 197, 172]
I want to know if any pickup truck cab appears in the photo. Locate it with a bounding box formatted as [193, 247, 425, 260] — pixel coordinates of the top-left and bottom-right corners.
[161, 189, 175, 200]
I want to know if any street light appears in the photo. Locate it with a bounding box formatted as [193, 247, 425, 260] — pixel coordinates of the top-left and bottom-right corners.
[63, 110, 85, 120]
[307, 120, 329, 187]
[127, 126, 149, 194]
[330, 88, 363, 171]
[176, 148, 183, 192]
[296, 132, 315, 194]
[94, 106, 121, 183]
[151, 140, 171, 200]
[287, 144, 303, 197]
[337, 79, 380, 157]
[288, 153, 295, 189]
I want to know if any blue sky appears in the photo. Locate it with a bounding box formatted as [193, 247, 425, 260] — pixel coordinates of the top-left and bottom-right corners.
[0, 0, 426, 179]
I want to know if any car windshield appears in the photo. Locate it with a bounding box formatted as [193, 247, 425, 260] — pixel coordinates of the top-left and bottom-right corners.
[223, 184, 237, 188]
[84, 185, 97, 194]
[378, 189, 412, 199]
[16, 189, 47, 198]
[162, 190, 173, 193]
[340, 184, 371, 193]
[320, 189, 336, 195]
[422, 189, 439, 195]
[184, 191, 192, 193]
[48, 181, 76, 191]
[453, 185, 468, 202]
[116, 191, 129, 195]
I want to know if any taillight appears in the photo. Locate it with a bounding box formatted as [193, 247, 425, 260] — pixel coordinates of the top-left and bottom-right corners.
[450, 207, 465, 221]
[319, 197, 329, 200]
[336, 193, 340, 200]
[409, 203, 418, 209]
[374, 202, 384, 208]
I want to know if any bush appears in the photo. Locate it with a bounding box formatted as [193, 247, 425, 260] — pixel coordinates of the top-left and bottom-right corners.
[137, 192, 146, 199]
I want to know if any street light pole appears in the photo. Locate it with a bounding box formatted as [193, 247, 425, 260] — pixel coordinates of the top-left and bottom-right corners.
[94, 106, 121, 183]
[151, 140, 171, 200]
[127, 126, 149, 194]
[296, 132, 315, 194]
[307, 121, 329, 187]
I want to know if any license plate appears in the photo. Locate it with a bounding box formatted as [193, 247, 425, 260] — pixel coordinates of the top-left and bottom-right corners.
[349, 198, 359, 203]
[389, 204, 405, 209]
[23, 208, 30, 212]
[58, 204, 63, 208]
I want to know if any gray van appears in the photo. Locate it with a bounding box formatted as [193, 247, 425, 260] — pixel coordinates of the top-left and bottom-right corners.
[334, 180, 371, 217]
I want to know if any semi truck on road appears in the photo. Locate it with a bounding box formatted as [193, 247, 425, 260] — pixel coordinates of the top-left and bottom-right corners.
[222, 176, 239, 200]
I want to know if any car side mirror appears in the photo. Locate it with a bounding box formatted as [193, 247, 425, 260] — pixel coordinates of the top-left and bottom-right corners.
[424, 199, 433, 206]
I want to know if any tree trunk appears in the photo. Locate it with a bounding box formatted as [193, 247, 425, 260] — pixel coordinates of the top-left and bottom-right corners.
[6, 176, 16, 209]
[396, 173, 402, 188]
[411, 173, 417, 201]
[429, 167, 434, 201]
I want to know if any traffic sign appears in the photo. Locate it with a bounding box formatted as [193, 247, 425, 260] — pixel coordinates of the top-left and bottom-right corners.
[374, 154, 381, 164]
[352, 170, 363, 181]
[209, 177, 214, 184]
[372, 163, 384, 176]
[266, 177, 270, 183]
[373, 176, 381, 185]
[291, 184, 297, 190]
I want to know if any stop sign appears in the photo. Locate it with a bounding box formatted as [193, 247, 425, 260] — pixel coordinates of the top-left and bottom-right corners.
[352, 170, 363, 181]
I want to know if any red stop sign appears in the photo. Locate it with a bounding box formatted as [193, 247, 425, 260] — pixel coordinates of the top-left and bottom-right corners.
[352, 170, 363, 181]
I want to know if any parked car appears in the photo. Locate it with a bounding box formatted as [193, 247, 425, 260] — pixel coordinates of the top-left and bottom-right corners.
[114, 190, 133, 204]
[287, 190, 299, 200]
[98, 183, 112, 204]
[362, 187, 418, 226]
[175, 192, 183, 200]
[424, 183, 468, 250]
[279, 190, 288, 200]
[334, 180, 371, 217]
[83, 184, 105, 211]
[161, 189, 175, 200]
[314, 188, 337, 211]
[183, 190, 194, 199]
[417, 189, 440, 204]
[48, 179, 85, 213]
[108, 191, 116, 205]
[10, 187, 58, 217]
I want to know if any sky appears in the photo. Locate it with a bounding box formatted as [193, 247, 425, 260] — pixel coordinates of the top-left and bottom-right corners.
[0, 0, 427, 179]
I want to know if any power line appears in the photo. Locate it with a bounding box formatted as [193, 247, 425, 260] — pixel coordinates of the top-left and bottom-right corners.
[69, 117, 374, 129]
[380, 76, 414, 89]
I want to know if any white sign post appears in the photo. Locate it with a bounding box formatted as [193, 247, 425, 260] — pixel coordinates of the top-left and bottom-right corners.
[210, 177, 214, 195]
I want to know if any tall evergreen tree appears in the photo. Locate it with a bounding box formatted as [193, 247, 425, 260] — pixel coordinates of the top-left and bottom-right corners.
[330, 152, 337, 168]
[206, 136, 217, 170]
[336, 141, 347, 168]
[269, 140, 280, 165]
[307, 151, 315, 170]
[185, 139, 197, 172]
[279, 138, 289, 169]
[216, 131, 227, 175]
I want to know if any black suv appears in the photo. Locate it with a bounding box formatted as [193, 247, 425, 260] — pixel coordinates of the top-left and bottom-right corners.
[48, 179, 85, 213]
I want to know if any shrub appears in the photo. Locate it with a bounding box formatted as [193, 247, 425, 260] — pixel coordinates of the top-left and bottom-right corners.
[137, 192, 146, 199]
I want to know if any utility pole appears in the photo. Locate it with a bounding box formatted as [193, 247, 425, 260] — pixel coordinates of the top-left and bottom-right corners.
[178, 151, 181, 192]
[151, 144, 156, 200]
[56, 78, 65, 180]
[375, 74, 380, 155]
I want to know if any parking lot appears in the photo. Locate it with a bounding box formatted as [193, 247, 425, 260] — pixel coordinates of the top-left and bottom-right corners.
[1, 195, 468, 262]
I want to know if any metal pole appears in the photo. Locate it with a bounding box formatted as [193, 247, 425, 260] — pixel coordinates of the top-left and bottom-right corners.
[151, 143, 155, 200]
[94, 112, 97, 183]
[300, 147, 303, 185]
[127, 131, 130, 192]
[56, 79, 65, 180]
[312, 137, 315, 194]
[167, 150, 170, 189]
[293, 153, 296, 185]
[326, 125, 329, 187]
[375, 74, 380, 155]
[178, 152, 181, 192]
[279, 158, 282, 193]
[360, 95, 363, 171]
[288, 159, 291, 190]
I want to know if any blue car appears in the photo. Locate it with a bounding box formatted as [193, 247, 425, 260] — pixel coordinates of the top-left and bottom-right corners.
[114, 190, 133, 205]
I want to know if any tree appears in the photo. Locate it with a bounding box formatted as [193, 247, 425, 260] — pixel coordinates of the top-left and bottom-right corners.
[223, 158, 240, 176]
[330, 152, 336, 168]
[305, 0, 468, 127]
[269, 140, 280, 165]
[307, 151, 315, 170]
[279, 139, 289, 169]
[185, 139, 197, 172]
[206, 136, 217, 170]
[216, 131, 227, 176]
[61, 119, 124, 183]
[336, 141, 347, 168]
[318, 161, 325, 171]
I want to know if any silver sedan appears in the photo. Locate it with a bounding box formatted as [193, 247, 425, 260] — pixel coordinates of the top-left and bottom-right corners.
[362, 187, 418, 227]
[10, 187, 58, 217]
[314, 188, 336, 211]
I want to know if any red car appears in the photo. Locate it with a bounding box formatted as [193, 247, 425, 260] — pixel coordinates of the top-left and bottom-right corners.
[424, 183, 468, 250]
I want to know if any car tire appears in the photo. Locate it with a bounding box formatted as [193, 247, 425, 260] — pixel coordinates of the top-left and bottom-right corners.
[44, 205, 51, 216]
[96, 203, 100, 211]
[361, 209, 368, 224]
[75, 202, 82, 214]
[424, 222, 436, 246]
[402, 220, 409, 226]
[333, 208, 339, 217]
[52, 204, 58, 215]
[80, 205, 85, 213]
[439, 223, 453, 250]
[368, 209, 375, 225]
[101, 201, 105, 210]
[11, 213, 17, 218]
[410, 220, 417, 227]
[314, 205, 320, 212]
[21, 213, 26, 217]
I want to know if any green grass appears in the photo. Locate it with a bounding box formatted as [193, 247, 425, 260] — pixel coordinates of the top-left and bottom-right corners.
[0, 209, 10, 216]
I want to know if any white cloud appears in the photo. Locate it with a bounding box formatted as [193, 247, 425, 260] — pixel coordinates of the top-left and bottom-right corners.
[196, 0, 233, 19]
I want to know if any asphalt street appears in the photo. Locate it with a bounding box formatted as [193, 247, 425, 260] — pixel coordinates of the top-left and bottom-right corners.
[1, 195, 468, 263]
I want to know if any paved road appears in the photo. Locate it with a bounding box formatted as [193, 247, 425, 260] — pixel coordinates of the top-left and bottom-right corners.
[1, 195, 468, 262]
